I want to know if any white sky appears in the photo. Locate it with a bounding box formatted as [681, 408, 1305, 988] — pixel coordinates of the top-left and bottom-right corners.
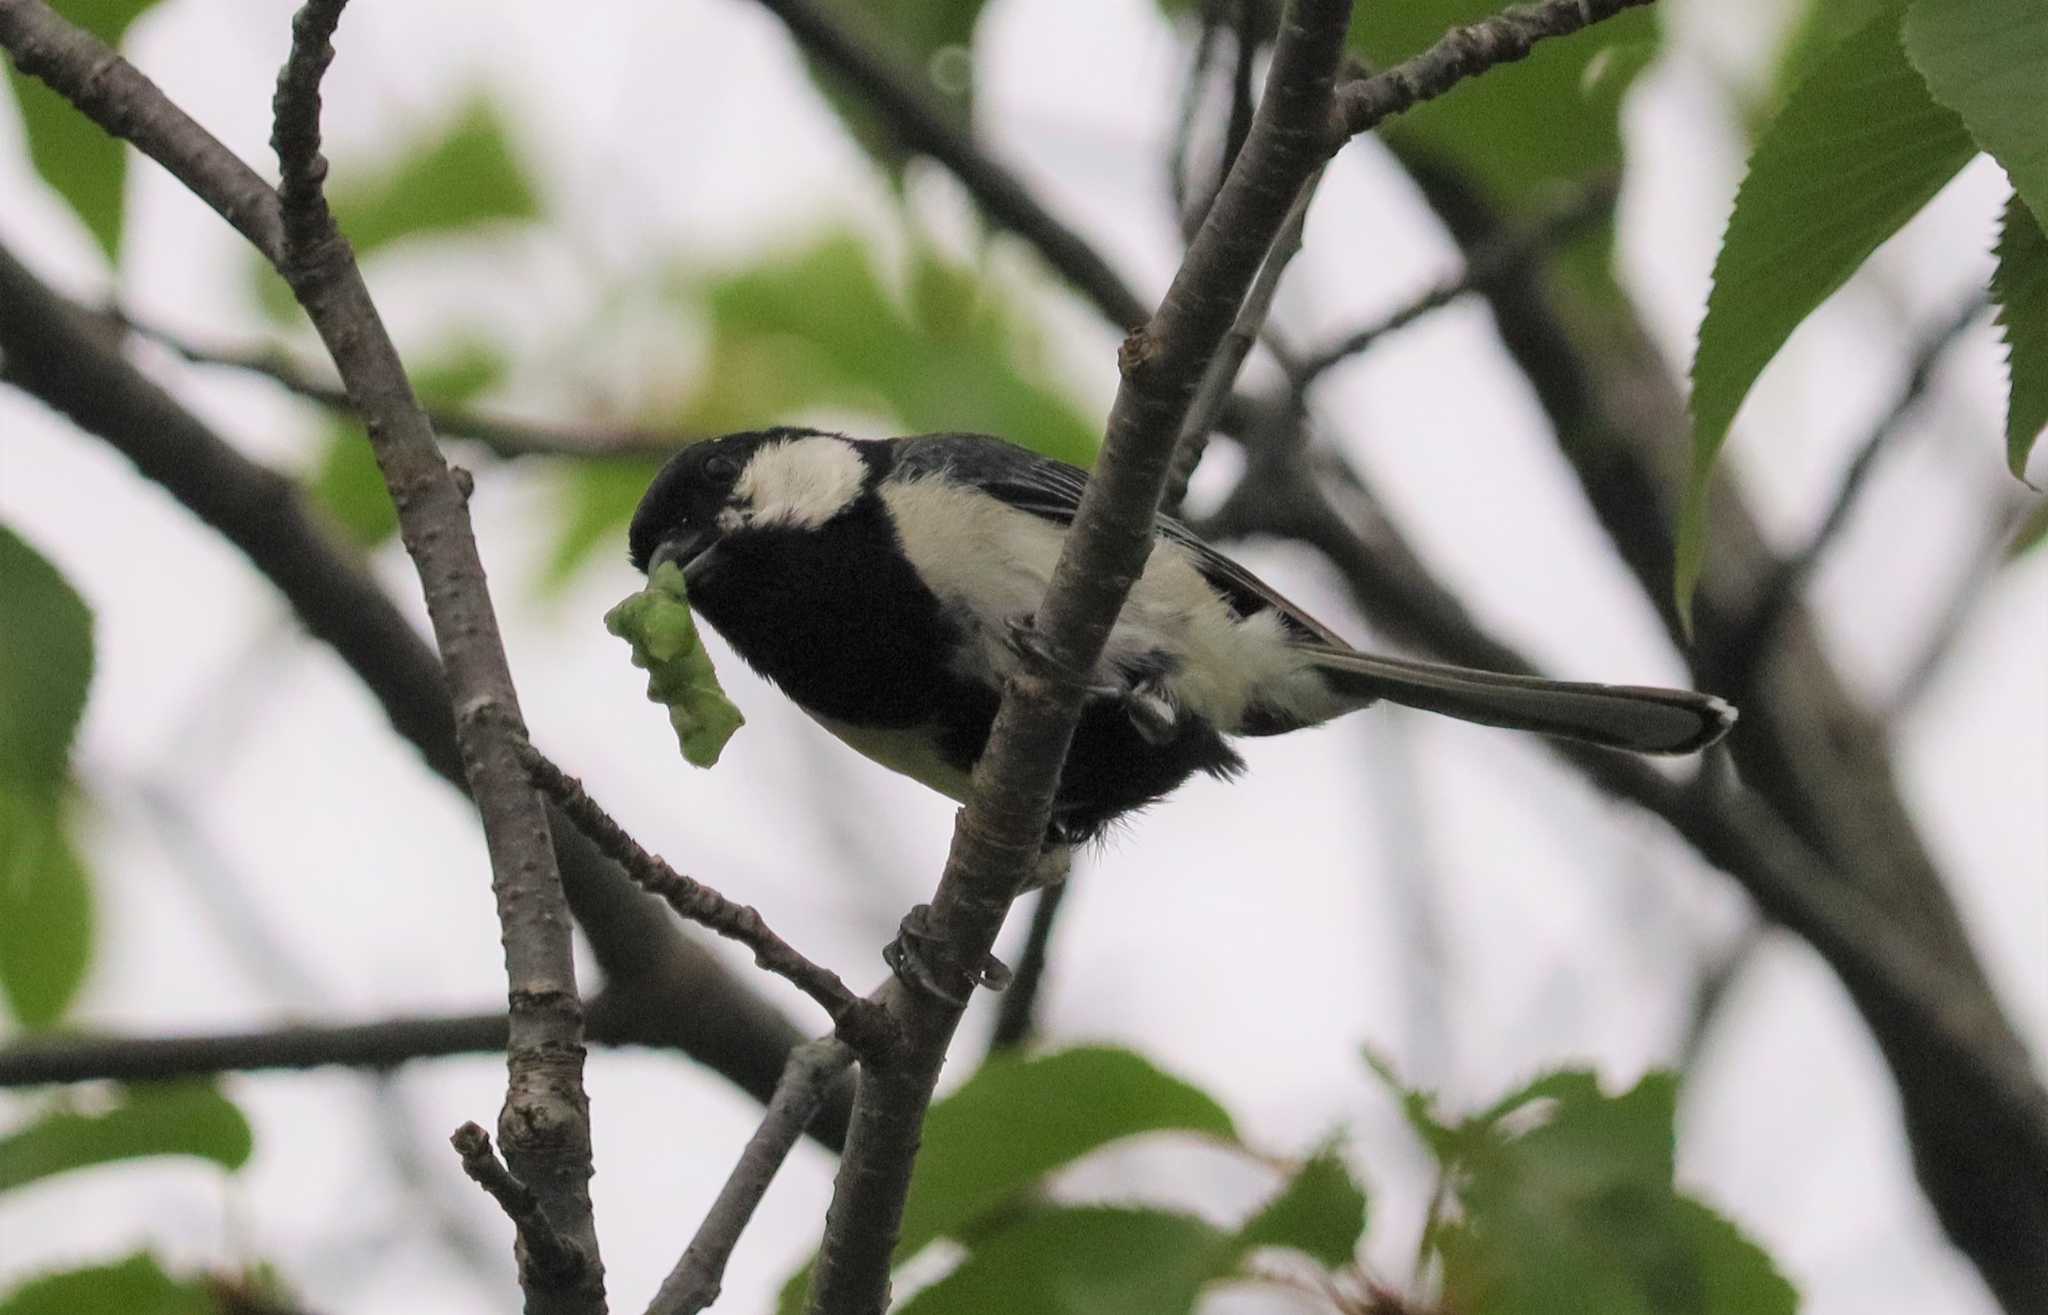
[1, 1, 2043, 1313]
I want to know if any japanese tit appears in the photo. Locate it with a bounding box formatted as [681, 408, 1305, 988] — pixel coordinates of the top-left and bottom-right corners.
[628, 428, 1734, 842]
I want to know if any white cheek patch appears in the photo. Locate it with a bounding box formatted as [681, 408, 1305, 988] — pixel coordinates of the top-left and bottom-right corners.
[734, 436, 866, 530]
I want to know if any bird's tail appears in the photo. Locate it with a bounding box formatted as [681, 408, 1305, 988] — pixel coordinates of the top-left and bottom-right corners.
[1301, 645, 1735, 755]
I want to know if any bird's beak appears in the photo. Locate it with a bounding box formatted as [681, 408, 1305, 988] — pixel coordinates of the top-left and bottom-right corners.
[647, 529, 720, 585]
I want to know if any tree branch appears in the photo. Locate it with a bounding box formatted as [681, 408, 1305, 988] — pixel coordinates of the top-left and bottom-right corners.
[522, 749, 898, 1060]
[985, 882, 1070, 1053]
[452, 1122, 589, 1290]
[268, 4, 607, 1301]
[648, 1037, 856, 1315]
[111, 309, 686, 461]
[800, 6, 1356, 1313]
[1329, 0, 1657, 143]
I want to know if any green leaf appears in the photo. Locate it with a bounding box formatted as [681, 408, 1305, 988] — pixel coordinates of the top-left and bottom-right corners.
[310, 341, 508, 546]
[902, 1046, 1238, 1257]
[895, 1207, 1229, 1315]
[1350, 2, 1660, 295]
[254, 98, 540, 317]
[777, 1046, 1238, 1315]
[807, 0, 986, 179]
[0, 1253, 217, 1315]
[1234, 1148, 1368, 1270]
[1429, 1071, 1797, 1315]
[0, 794, 93, 1028]
[1679, 2, 1978, 621]
[0, 1082, 253, 1193]
[1904, 0, 2048, 223]
[4, 0, 160, 261]
[1768, 0, 1896, 119]
[548, 458, 666, 587]
[1990, 192, 2048, 479]
[2010, 497, 2048, 557]
[0, 528, 94, 795]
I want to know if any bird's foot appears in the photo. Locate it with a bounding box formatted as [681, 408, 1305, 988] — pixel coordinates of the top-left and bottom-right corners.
[1002, 615, 1120, 698]
[883, 904, 1012, 1006]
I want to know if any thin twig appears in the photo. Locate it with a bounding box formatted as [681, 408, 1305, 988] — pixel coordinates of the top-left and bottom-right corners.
[1329, 0, 1657, 143]
[112, 308, 687, 460]
[1164, 165, 1323, 512]
[1169, 0, 1225, 231]
[521, 747, 898, 1061]
[1290, 174, 1618, 385]
[987, 881, 1071, 1052]
[451, 1122, 588, 1287]
[1722, 291, 1988, 680]
[649, 1037, 856, 1315]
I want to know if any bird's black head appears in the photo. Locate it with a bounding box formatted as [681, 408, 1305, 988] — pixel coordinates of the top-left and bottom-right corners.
[628, 427, 872, 578]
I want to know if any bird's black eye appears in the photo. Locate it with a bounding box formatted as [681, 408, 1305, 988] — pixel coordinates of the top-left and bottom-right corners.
[704, 454, 739, 482]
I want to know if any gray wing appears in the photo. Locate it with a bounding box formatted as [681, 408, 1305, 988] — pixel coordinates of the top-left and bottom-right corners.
[886, 433, 1347, 648]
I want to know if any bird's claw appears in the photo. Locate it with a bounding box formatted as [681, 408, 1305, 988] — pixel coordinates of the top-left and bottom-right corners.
[883, 904, 1012, 1006]
[1002, 615, 1120, 698]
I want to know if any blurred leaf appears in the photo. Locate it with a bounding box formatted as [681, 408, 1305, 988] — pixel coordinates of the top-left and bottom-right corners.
[1364, 1047, 1464, 1162]
[902, 1046, 1238, 1257]
[254, 97, 540, 317]
[1671, 1198, 1799, 1315]
[1904, 0, 2048, 222]
[1350, 2, 1659, 294]
[4, 0, 160, 261]
[547, 458, 667, 587]
[311, 341, 509, 546]
[551, 233, 1096, 584]
[809, 0, 986, 178]
[1679, 2, 1977, 622]
[0, 527, 94, 795]
[0, 793, 93, 1028]
[0, 1082, 253, 1193]
[778, 1046, 1238, 1314]
[1990, 193, 2048, 480]
[0, 1253, 217, 1315]
[1426, 1071, 1794, 1315]
[1234, 1147, 1368, 1270]
[2011, 497, 2048, 557]
[896, 1207, 1229, 1315]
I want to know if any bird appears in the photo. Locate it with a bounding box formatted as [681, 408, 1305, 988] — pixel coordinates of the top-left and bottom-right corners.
[628, 427, 1735, 846]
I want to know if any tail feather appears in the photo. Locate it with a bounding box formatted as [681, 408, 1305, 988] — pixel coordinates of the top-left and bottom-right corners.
[1303, 645, 1735, 755]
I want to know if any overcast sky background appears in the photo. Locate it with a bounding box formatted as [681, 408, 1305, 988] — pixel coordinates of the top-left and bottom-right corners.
[1, 1, 2043, 1312]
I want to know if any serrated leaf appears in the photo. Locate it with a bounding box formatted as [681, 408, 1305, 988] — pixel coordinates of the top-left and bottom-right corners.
[1991, 192, 2048, 479]
[1432, 1071, 1793, 1315]
[778, 1047, 1238, 1315]
[1768, 0, 1895, 120]
[253, 98, 540, 318]
[896, 1207, 1229, 1315]
[1678, 2, 1978, 621]
[1234, 1148, 1368, 1270]
[310, 341, 509, 546]
[0, 528, 94, 795]
[4, 0, 160, 261]
[0, 1253, 217, 1315]
[0, 793, 93, 1028]
[1904, 0, 2048, 223]
[0, 1082, 253, 1193]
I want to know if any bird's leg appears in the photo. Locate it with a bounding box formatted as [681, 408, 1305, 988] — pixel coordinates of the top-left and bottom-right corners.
[884, 904, 1014, 1007]
[1002, 614, 1122, 699]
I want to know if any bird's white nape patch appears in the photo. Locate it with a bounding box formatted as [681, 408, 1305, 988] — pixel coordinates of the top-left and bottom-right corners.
[734, 436, 866, 530]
